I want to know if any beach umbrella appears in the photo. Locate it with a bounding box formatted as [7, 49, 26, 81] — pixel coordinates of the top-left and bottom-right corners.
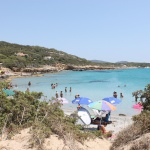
[102, 97, 122, 105]
[72, 97, 93, 105]
[88, 100, 116, 111]
[3, 89, 15, 96]
[57, 97, 69, 104]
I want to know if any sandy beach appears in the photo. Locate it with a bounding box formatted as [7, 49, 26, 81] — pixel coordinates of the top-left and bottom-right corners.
[0, 110, 133, 150]
[65, 110, 133, 135]
[0, 128, 112, 150]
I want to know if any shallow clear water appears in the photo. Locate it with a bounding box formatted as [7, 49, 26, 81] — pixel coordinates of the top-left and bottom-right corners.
[12, 68, 150, 116]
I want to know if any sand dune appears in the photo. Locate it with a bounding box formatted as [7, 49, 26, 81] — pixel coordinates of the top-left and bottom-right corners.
[0, 115, 133, 150]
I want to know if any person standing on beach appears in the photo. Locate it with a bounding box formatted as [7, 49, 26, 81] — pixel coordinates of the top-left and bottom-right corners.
[56, 91, 59, 98]
[60, 91, 63, 98]
[65, 87, 67, 92]
[69, 87, 72, 92]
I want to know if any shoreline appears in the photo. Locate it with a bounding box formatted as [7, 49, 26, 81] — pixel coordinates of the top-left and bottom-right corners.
[1, 66, 136, 83]
[3, 72, 44, 82]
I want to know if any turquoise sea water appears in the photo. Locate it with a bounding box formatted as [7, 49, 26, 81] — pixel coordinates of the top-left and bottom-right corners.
[12, 68, 150, 116]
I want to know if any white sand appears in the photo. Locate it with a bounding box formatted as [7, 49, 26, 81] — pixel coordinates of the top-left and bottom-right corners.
[106, 115, 133, 134]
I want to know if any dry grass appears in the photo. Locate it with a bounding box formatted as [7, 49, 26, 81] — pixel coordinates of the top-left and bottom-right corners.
[130, 134, 150, 150]
[110, 111, 150, 150]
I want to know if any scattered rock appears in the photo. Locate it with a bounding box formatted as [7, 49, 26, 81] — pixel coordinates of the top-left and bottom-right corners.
[119, 114, 126, 116]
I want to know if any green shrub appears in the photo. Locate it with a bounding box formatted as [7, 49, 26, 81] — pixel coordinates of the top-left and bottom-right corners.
[0, 82, 98, 149]
[111, 84, 150, 150]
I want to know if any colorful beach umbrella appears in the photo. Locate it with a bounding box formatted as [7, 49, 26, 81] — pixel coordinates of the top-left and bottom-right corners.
[3, 89, 15, 96]
[88, 100, 116, 111]
[103, 97, 122, 105]
[72, 97, 93, 105]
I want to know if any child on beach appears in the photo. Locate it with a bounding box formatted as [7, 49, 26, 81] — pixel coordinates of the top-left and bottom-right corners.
[120, 93, 123, 98]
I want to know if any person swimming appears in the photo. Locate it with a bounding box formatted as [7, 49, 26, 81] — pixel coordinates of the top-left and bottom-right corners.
[113, 91, 117, 98]
[28, 81, 31, 86]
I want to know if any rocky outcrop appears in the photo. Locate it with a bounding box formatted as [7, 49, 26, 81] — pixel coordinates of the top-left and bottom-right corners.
[66, 65, 116, 71]
[22, 68, 58, 73]
[18, 64, 116, 73]
[2, 64, 117, 76]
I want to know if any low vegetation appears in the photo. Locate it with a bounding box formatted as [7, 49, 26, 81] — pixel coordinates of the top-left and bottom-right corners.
[111, 84, 150, 150]
[0, 82, 102, 150]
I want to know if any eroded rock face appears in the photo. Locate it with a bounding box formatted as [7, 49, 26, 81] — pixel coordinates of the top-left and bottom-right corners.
[3, 64, 116, 75]
[66, 65, 115, 71]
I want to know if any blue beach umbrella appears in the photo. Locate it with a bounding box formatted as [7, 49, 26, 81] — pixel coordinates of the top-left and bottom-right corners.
[72, 97, 93, 105]
[102, 97, 122, 105]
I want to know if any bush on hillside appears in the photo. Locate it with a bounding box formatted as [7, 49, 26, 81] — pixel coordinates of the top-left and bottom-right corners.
[0, 41, 97, 70]
[111, 84, 150, 150]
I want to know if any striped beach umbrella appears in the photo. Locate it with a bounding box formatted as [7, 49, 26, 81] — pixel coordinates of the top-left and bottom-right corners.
[88, 100, 116, 111]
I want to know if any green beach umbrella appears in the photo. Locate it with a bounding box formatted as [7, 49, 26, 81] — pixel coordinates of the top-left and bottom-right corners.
[88, 100, 116, 111]
[3, 89, 15, 96]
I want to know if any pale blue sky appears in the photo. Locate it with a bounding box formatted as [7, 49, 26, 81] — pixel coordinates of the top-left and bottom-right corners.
[0, 0, 150, 63]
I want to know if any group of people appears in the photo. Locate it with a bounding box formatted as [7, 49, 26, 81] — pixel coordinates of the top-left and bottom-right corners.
[65, 87, 72, 93]
[51, 83, 58, 89]
[55, 87, 72, 99]
[55, 91, 63, 98]
[113, 91, 124, 98]
[97, 91, 125, 134]
[76, 91, 125, 135]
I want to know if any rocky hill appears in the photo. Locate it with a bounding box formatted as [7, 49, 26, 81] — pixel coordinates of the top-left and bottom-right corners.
[1, 41, 150, 72]
[0, 41, 98, 71]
